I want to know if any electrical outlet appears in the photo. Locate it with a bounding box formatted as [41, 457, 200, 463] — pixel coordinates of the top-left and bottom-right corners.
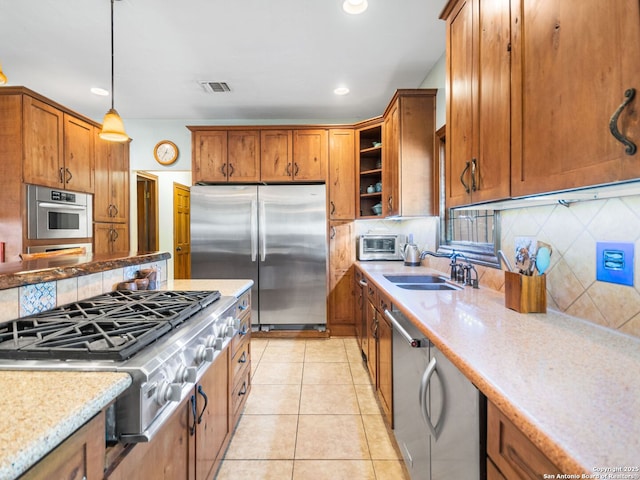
[596, 242, 634, 286]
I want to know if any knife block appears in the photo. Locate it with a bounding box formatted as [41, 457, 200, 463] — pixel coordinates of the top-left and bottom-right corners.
[504, 271, 547, 313]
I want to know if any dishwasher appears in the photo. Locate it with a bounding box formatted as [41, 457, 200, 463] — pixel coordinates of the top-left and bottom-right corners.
[385, 308, 486, 480]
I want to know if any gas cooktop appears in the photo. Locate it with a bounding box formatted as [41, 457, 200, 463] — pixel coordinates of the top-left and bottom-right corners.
[0, 290, 221, 361]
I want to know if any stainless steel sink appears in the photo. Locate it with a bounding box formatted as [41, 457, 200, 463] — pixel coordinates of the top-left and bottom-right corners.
[383, 274, 447, 284]
[396, 283, 462, 291]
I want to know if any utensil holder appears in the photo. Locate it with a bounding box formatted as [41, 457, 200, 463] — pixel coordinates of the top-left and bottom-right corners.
[504, 271, 547, 313]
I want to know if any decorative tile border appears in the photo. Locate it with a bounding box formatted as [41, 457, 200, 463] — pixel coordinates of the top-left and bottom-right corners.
[20, 282, 56, 316]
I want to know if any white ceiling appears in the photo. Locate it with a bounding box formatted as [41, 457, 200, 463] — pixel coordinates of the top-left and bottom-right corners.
[0, 0, 447, 124]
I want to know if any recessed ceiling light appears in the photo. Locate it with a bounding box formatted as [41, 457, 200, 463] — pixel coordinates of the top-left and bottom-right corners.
[343, 0, 368, 14]
[91, 87, 109, 96]
[334, 87, 350, 95]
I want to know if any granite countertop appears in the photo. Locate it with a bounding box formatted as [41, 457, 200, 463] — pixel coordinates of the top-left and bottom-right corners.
[356, 261, 640, 476]
[0, 371, 131, 480]
[0, 251, 170, 290]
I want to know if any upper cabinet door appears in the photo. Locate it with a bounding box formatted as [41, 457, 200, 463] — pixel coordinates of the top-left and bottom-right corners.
[510, 0, 640, 197]
[227, 130, 260, 182]
[292, 129, 328, 181]
[22, 96, 64, 189]
[260, 130, 293, 182]
[193, 131, 228, 183]
[328, 129, 355, 220]
[63, 113, 94, 193]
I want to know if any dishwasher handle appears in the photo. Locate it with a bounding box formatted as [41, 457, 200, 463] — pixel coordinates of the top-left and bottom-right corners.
[420, 356, 439, 440]
[384, 309, 424, 348]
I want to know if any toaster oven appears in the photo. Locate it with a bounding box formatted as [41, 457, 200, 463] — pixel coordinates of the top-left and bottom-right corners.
[358, 234, 406, 261]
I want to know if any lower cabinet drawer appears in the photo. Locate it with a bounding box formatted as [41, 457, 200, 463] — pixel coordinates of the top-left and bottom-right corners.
[487, 400, 561, 480]
[487, 457, 507, 480]
[230, 362, 251, 422]
[231, 335, 250, 381]
[231, 314, 250, 358]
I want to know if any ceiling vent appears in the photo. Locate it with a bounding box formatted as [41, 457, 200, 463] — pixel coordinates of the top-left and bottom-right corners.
[199, 81, 231, 93]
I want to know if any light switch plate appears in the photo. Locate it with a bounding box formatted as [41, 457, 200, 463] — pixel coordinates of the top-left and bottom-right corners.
[596, 242, 634, 286]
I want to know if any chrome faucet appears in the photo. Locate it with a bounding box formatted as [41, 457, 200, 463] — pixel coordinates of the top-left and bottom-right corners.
[420, 250, 479, 288]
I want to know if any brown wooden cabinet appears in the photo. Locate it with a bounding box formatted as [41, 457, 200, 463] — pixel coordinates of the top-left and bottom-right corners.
[22, 95, 95, 193]
[328, 221, 355, 336]
[191, 129, 260, 183]
[328, 129, 356, 220]
[94, 222, 129, 255]
[442, 0, 511, 208]
[365, 281, 378, 384]
[260, 129, 293, 181]
[376, 290, 393, 425]
[354, 267, 367, 355]
[487, 400, 562, 479]
[95, 135, 129, 223]
[229, 290, 251, 428]
[261, 129, 327, 182]
[382, 89, 438, 216]
[510, 0, 640, 197]
[21, 410, 106, 480]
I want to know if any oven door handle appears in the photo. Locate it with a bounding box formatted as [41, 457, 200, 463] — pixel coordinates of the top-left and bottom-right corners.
[189, 394, 197, 436]
[197, 385, 208, 424]
[37, 202, 86, 211]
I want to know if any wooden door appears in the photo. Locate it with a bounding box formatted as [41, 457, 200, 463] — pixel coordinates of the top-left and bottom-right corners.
[110, 223, 129, 253]
[328, 129, 355, 220]
[22, 95, 64, 188]
[195, 349, 229, 480]
[511, 0, 640, 197]
[260, 130, 292, 181]
[227, 130, 260, 182]
[292, 129, 328, 181]
[328, 221, 355, 335]
[193, 131, 227, 183]
[383, 100, 399, 216]
[93, 223, 112, 255]
[445, 0, 475, 207]
[110, 141, 129, 222]
[63, 114, 94, 193]
[173, 183, 191, 279]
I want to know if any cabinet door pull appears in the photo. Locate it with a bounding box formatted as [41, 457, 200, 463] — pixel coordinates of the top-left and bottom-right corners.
[220, 164, 227, 176]
[471, 158, 478, 191]
[197, 384, 208, 424]
[506, 445, 540, 480]
[59, 167, 65, 184]
[609, 88, 637, 155]
[112, 204, 118, 217]
[460, 161, 471, 193]
[65, 168, 72, 183]
[229, 163, 235, 177]
[420, 357, 439, 439]
[330, 226, 336, 239]
[238, 381, 247, 396]
[286, 162, 292, 176]
[189, 394, 197, 435]
[330, 201, 336, 215]
[294, 162, 299, 176]
[387, 195, 393, 209]
[238, 351, 247, 363]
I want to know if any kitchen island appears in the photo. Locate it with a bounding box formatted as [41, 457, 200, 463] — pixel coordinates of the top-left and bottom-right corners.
[357, 261, 640, 477]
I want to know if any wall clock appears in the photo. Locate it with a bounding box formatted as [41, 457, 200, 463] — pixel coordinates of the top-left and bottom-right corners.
[153, 140, 179, 165]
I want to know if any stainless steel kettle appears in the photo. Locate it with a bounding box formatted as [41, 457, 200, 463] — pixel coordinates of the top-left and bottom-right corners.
[402, 243, 421, 266]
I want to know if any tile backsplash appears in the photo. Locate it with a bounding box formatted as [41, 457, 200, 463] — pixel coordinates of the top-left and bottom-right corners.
[0, 260, 167, 322]
[427, 195, 640, 339]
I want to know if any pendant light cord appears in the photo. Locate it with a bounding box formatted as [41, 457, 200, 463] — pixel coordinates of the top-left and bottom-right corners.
[110, 0, 115, 110]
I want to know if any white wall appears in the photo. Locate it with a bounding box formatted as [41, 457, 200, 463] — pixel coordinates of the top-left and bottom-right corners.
[419, 52, 446, 129]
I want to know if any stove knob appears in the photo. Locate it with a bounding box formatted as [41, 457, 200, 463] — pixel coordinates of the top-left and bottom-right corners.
[156, 381, 182, 405]
[205, 335, 223, 351]
[195, 344, 215, 364]
[175, 364, 197, 384]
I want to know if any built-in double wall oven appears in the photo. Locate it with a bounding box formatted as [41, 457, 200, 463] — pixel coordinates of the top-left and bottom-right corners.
[27, 184, 93, 249]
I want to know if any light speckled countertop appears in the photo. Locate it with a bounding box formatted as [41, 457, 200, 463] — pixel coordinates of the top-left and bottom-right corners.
[357, 261, 640, 476]
[0, 371, 131, 480]
[165, 278, 253, 298]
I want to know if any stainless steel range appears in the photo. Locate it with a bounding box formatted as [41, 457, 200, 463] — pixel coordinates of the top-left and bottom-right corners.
[0, 290, 240, 443]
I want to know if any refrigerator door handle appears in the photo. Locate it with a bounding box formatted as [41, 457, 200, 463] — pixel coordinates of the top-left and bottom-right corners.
[250, 199, 258, 262]
[259, 199, 266, 262]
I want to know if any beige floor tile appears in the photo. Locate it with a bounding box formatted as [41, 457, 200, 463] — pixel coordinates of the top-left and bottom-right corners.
[344, 339, 364, 364]
[224, 414, 298, 460]
[299, 384, 360, 414]
[295, 414, 370, 460]
[251, 338, 268, 361]
[252, 361, 304, 385]
[260, 344, 306, 363]
[243, 384, 301, 415]
[362, 414, 402, 460]
[304, 340, 348, 362]
[349, 360, 373, 385]
[215, 460, 294, 480]
[292, 460, 375, 480]
[372, 460, 411, 480]
[354, 384, 381, 414]
[302, 362, 353, 384]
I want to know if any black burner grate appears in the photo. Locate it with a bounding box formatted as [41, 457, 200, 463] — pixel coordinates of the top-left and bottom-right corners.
[0, 290, 221, 361]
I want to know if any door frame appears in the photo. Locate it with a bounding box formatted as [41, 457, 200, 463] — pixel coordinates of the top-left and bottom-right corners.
[136, 172, 159, 252]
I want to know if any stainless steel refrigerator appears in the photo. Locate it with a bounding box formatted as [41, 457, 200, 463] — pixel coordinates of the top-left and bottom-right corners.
[190, 184, 327, 330]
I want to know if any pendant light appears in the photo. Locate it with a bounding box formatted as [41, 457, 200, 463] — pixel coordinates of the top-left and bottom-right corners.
[0, 62, 7, 85]
[100, 0, 129, 142]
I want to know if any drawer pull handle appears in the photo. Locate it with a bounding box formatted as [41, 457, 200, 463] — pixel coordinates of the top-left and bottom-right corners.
[506, 444, 539, 480]
[238, 381, 247, 396]
[197, 385, 208, 424]
[189, 394, 197, 436]
[460, 161, 471, 193]
[238, 351, 247, 363]
[609, 88, 637, 155]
